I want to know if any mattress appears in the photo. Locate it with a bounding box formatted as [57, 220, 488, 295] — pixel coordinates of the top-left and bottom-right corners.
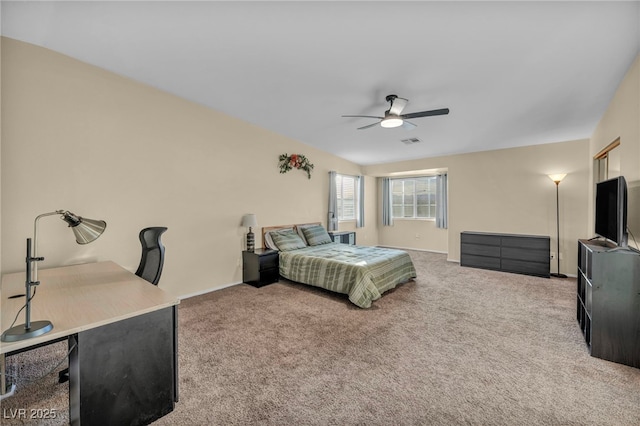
[278, 243, 416, 308]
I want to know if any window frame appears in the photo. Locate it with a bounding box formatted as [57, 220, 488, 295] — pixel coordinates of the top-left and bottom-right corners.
[336, 173, 357, 222]
[391, 176, 437, 220]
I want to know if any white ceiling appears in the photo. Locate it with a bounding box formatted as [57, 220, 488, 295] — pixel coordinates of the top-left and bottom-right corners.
[2, 1, 639, 165]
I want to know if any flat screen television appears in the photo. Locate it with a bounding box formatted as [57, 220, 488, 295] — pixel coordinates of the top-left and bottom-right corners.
[595, 176, 628, 247]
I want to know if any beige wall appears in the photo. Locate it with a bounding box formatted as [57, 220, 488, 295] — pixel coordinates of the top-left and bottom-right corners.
[2, 37, 638, 294]
[590, 54, 640, 250]
[0, 37, 3, 279]
[0, 37, 376, 298]
[369, 53, 640, 262]
[366, 139, 591, 276]
[378, 217, 448, 253]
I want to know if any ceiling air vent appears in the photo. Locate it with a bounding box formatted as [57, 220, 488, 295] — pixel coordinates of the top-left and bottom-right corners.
[400, 137, 422, 145]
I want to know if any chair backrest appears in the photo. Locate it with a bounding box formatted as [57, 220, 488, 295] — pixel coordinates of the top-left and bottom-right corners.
[135, 227, 168, 285]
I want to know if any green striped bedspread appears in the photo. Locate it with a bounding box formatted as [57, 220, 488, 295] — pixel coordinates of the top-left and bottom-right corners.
[278, 243, 417, 308]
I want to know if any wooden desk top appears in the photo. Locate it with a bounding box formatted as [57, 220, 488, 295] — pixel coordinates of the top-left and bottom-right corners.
[1, 261, 179, 355]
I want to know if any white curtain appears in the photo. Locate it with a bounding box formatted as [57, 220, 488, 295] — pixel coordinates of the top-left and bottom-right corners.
[436, 173, 448, 229]
[382, 177, 393, 226]
[356, 176, 365, 228]
[328, 171, 338, 231]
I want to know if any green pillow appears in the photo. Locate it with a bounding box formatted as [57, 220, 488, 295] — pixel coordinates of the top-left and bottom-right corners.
[270, 228, 307, 251]
[302, 225, 333, 246]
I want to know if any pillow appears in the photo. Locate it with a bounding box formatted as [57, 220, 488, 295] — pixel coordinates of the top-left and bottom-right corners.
[264, 229, 290, 250]
[301, 225, 333, 246]
[269, 228, 307, 251]
[295, 224, 315, 244]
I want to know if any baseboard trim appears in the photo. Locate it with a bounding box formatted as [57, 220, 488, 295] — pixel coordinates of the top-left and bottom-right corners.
[178, 281, 242, 301]
[377, 245, 448, 255]
[177, 251, 576, 301]
[377, 245, 461, 263]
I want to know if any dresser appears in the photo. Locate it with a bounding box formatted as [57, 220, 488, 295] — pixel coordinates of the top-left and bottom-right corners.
[460, 231, 550, 278]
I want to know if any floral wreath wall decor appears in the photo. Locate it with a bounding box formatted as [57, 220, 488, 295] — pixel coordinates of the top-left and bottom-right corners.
[278, 153, 314, 179]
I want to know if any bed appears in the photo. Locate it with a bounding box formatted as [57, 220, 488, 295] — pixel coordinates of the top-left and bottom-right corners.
[262, 223, 417, 308]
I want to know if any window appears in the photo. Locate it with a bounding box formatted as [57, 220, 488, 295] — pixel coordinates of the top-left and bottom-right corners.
[336, 174, 356, 220]
[392, 177, 436, 219]
[594, 137, 620, 183]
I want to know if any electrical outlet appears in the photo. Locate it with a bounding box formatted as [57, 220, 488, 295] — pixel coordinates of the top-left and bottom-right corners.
[415, 233, 420, 239]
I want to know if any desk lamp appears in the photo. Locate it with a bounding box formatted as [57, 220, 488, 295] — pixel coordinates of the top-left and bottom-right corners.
[1, 210, 106, 342]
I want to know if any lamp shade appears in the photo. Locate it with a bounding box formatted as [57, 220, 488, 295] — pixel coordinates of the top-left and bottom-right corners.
[241, 214, 258, 228]
[548, 173, 567, 184]
[61, 212, 107, 244]
[0, 209, 107, 343]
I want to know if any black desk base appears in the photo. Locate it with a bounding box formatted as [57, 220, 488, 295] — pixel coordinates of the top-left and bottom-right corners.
[69, 306, 178, 425]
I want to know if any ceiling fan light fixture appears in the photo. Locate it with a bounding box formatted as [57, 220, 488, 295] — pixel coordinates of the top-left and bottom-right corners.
[380, 117, 403, 128]
[343, 94, 449, 130]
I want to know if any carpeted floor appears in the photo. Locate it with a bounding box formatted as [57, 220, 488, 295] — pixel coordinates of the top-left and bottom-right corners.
[3, 250, 640, 425]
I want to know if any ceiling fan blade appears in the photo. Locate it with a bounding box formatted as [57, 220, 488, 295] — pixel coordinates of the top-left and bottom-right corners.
[389, 97, 408, 115]
[342, 115, 385, 119]
[357, 121, 382, 130]
[402, 120, 417, 130]
[401, 108, 450, 120]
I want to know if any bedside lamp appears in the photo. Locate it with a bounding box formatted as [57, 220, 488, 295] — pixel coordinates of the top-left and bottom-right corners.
[548, 174, 568, 278]
[1, 210, 107, 342]
[241, 214, 258, 252]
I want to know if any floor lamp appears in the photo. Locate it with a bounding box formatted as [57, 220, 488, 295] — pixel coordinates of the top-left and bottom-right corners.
[548, 174, 568, 278]
[1, 210, 107, 343]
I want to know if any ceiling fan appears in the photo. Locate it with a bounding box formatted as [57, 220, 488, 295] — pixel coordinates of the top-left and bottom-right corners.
[342, 94, 449, 130]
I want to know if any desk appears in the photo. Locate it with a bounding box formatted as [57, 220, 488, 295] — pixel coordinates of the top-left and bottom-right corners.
[0, 261, 180, 425]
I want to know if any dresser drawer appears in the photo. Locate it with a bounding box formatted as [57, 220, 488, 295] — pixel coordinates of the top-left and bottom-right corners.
[259, 252, 279, 270]
[460, 254, 501, 270]
[461, 243, 501, 257]
[460, 233, 501, 246]
[501, 259, 549, 277]
[501, 236, 550, 251]
[501, 246, 549, 263]
[260, 267, 279, 285]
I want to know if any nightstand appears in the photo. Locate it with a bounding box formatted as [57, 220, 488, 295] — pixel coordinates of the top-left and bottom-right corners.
[242, 249, 279, 287]
[328, 231, 356, 245]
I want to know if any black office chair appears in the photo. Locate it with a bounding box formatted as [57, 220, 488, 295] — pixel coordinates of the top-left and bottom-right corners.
[135, 227, 168, 286]
[59, 227, 168, 383]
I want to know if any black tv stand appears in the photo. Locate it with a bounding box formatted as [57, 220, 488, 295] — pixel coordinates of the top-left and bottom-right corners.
[586, 237, 638, 253]
[577, 239, 640, 368]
